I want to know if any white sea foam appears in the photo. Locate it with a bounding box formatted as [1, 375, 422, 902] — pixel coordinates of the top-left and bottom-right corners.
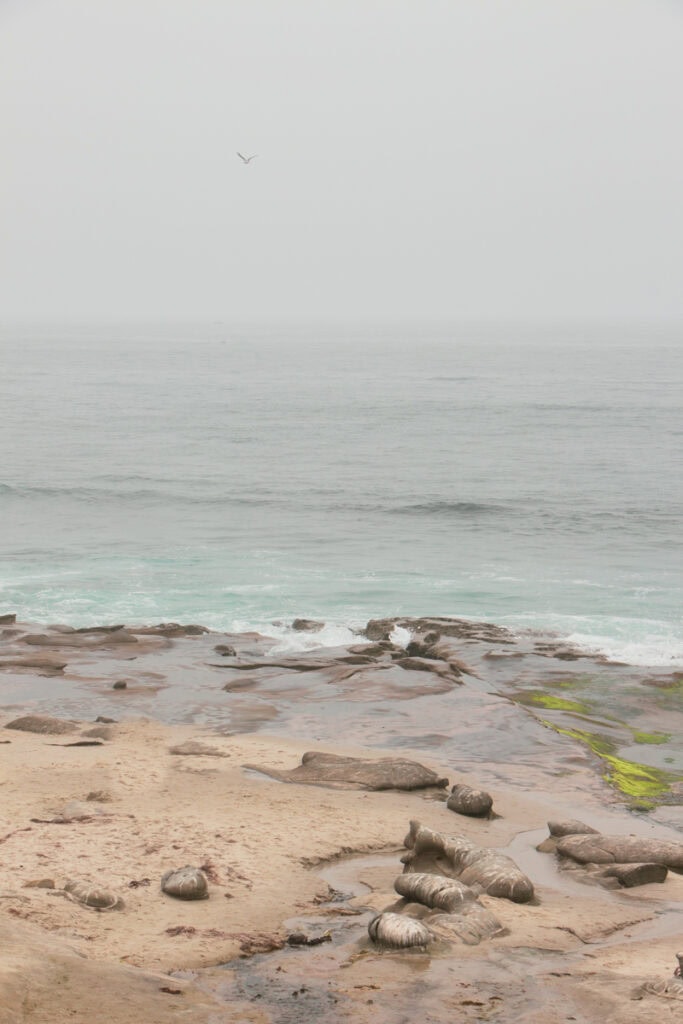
[2, 324, 682, 668]
[566, 632, 683, 668]
[258, 622, 363, 654]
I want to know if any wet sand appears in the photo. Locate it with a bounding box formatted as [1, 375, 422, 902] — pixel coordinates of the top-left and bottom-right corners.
[1, 617, 682, 1023]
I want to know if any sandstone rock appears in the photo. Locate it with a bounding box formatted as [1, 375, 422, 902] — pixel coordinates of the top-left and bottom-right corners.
[291, 618, 325, 632]
[81, 726, 114, 740]
[168, 740, 227, 757]
[601, 862, 668, 887]
[394, 873, 476, 912]
[0, 613, 16, 625]
[243, 751, 449, 791]
[428, 903, 505, 946]
[368, 912, 432, 948]
[64, 878, 124, 910]
[537, 820, 601, 852]
[364, 619, 396, 641]
[129, 623, 208, 637]
[161, 866, 209, 900]
[405, 632, 441, 658]
[214, 644, 237, 656]
[0, 656, 67, 675]
[402, 820, 534, 903]
[447, 783, 493, 817]
[74, 625, 125, 634]
[23, 631, 138, 647]
[5, 715, 76, 735]
[548, 819, 600, 837]
[556, 834, 683, 870]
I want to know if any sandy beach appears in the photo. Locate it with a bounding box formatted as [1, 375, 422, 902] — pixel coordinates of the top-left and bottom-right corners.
[1, 618, 682, 1023]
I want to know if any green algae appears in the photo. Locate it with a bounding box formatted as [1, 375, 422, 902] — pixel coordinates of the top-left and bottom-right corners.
[515, 692, 591, 714]
[631, 730, 671, 745]
[551, 676, 594, 691]
[540, 722, 681, 808]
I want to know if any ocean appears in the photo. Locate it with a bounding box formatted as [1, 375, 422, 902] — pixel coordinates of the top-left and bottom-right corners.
[1, 320, 682, 667]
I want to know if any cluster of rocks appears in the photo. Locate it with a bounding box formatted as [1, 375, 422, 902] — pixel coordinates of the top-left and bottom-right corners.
[25, 865, 210, 913]
[368, 819, 534, 950]
[537, 819, 683, 889]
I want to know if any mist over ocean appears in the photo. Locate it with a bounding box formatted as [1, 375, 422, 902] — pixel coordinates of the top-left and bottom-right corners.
[1, 321, 681, 666]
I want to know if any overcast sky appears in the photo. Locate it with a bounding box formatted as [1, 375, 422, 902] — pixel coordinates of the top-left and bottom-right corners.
[2, 0, 682, 322]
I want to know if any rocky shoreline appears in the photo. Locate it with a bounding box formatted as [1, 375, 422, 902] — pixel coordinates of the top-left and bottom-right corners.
[1, 614, 682, 1022]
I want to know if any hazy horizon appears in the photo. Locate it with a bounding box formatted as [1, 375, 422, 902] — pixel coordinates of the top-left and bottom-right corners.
[2, 0, 683, 323]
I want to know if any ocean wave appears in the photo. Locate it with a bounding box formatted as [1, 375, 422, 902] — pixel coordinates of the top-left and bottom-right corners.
[567, 632, 683, 668]
[390, 500, 507, 517]
[0, 482, 281, 507]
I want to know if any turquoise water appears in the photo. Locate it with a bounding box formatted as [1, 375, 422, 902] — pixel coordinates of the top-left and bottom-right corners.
[1, 321, 682, 665]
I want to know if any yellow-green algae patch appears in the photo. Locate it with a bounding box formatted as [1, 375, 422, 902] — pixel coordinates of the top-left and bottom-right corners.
[631, 730, 671, 745]
[515, 692, 591, 714]
[541, 723, 682, 808]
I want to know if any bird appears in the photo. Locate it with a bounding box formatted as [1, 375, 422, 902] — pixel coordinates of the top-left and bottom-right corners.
[237, 152, 258, 164]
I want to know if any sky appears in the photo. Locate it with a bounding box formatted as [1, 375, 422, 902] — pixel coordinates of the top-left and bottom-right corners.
[1, 0, 683, 322]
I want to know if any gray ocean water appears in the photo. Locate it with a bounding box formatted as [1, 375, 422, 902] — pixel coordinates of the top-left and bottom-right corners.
[1, 321, 681, 666]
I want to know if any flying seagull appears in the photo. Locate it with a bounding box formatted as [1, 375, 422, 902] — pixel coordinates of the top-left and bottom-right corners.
[237, 152, 258, 164]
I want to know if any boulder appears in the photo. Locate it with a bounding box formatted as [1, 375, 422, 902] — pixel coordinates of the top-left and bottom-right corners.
[291, 618, 325, 633]
[64, 879, 123, 910]
[161, 866, 208, 900]
[447, 783, 493, 817]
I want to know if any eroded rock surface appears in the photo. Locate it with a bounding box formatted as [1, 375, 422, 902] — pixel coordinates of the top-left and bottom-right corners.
[5, 715, 76, 735]
[556, 834, 683, 870]
[243, 751, 449, 791]
[402, 820, 534, 903]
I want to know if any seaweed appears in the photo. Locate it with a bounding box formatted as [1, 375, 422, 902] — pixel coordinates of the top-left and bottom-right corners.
[540, 722, 681, 809]
[631, 730, 671, 745]
[514, 692, 590, 714]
